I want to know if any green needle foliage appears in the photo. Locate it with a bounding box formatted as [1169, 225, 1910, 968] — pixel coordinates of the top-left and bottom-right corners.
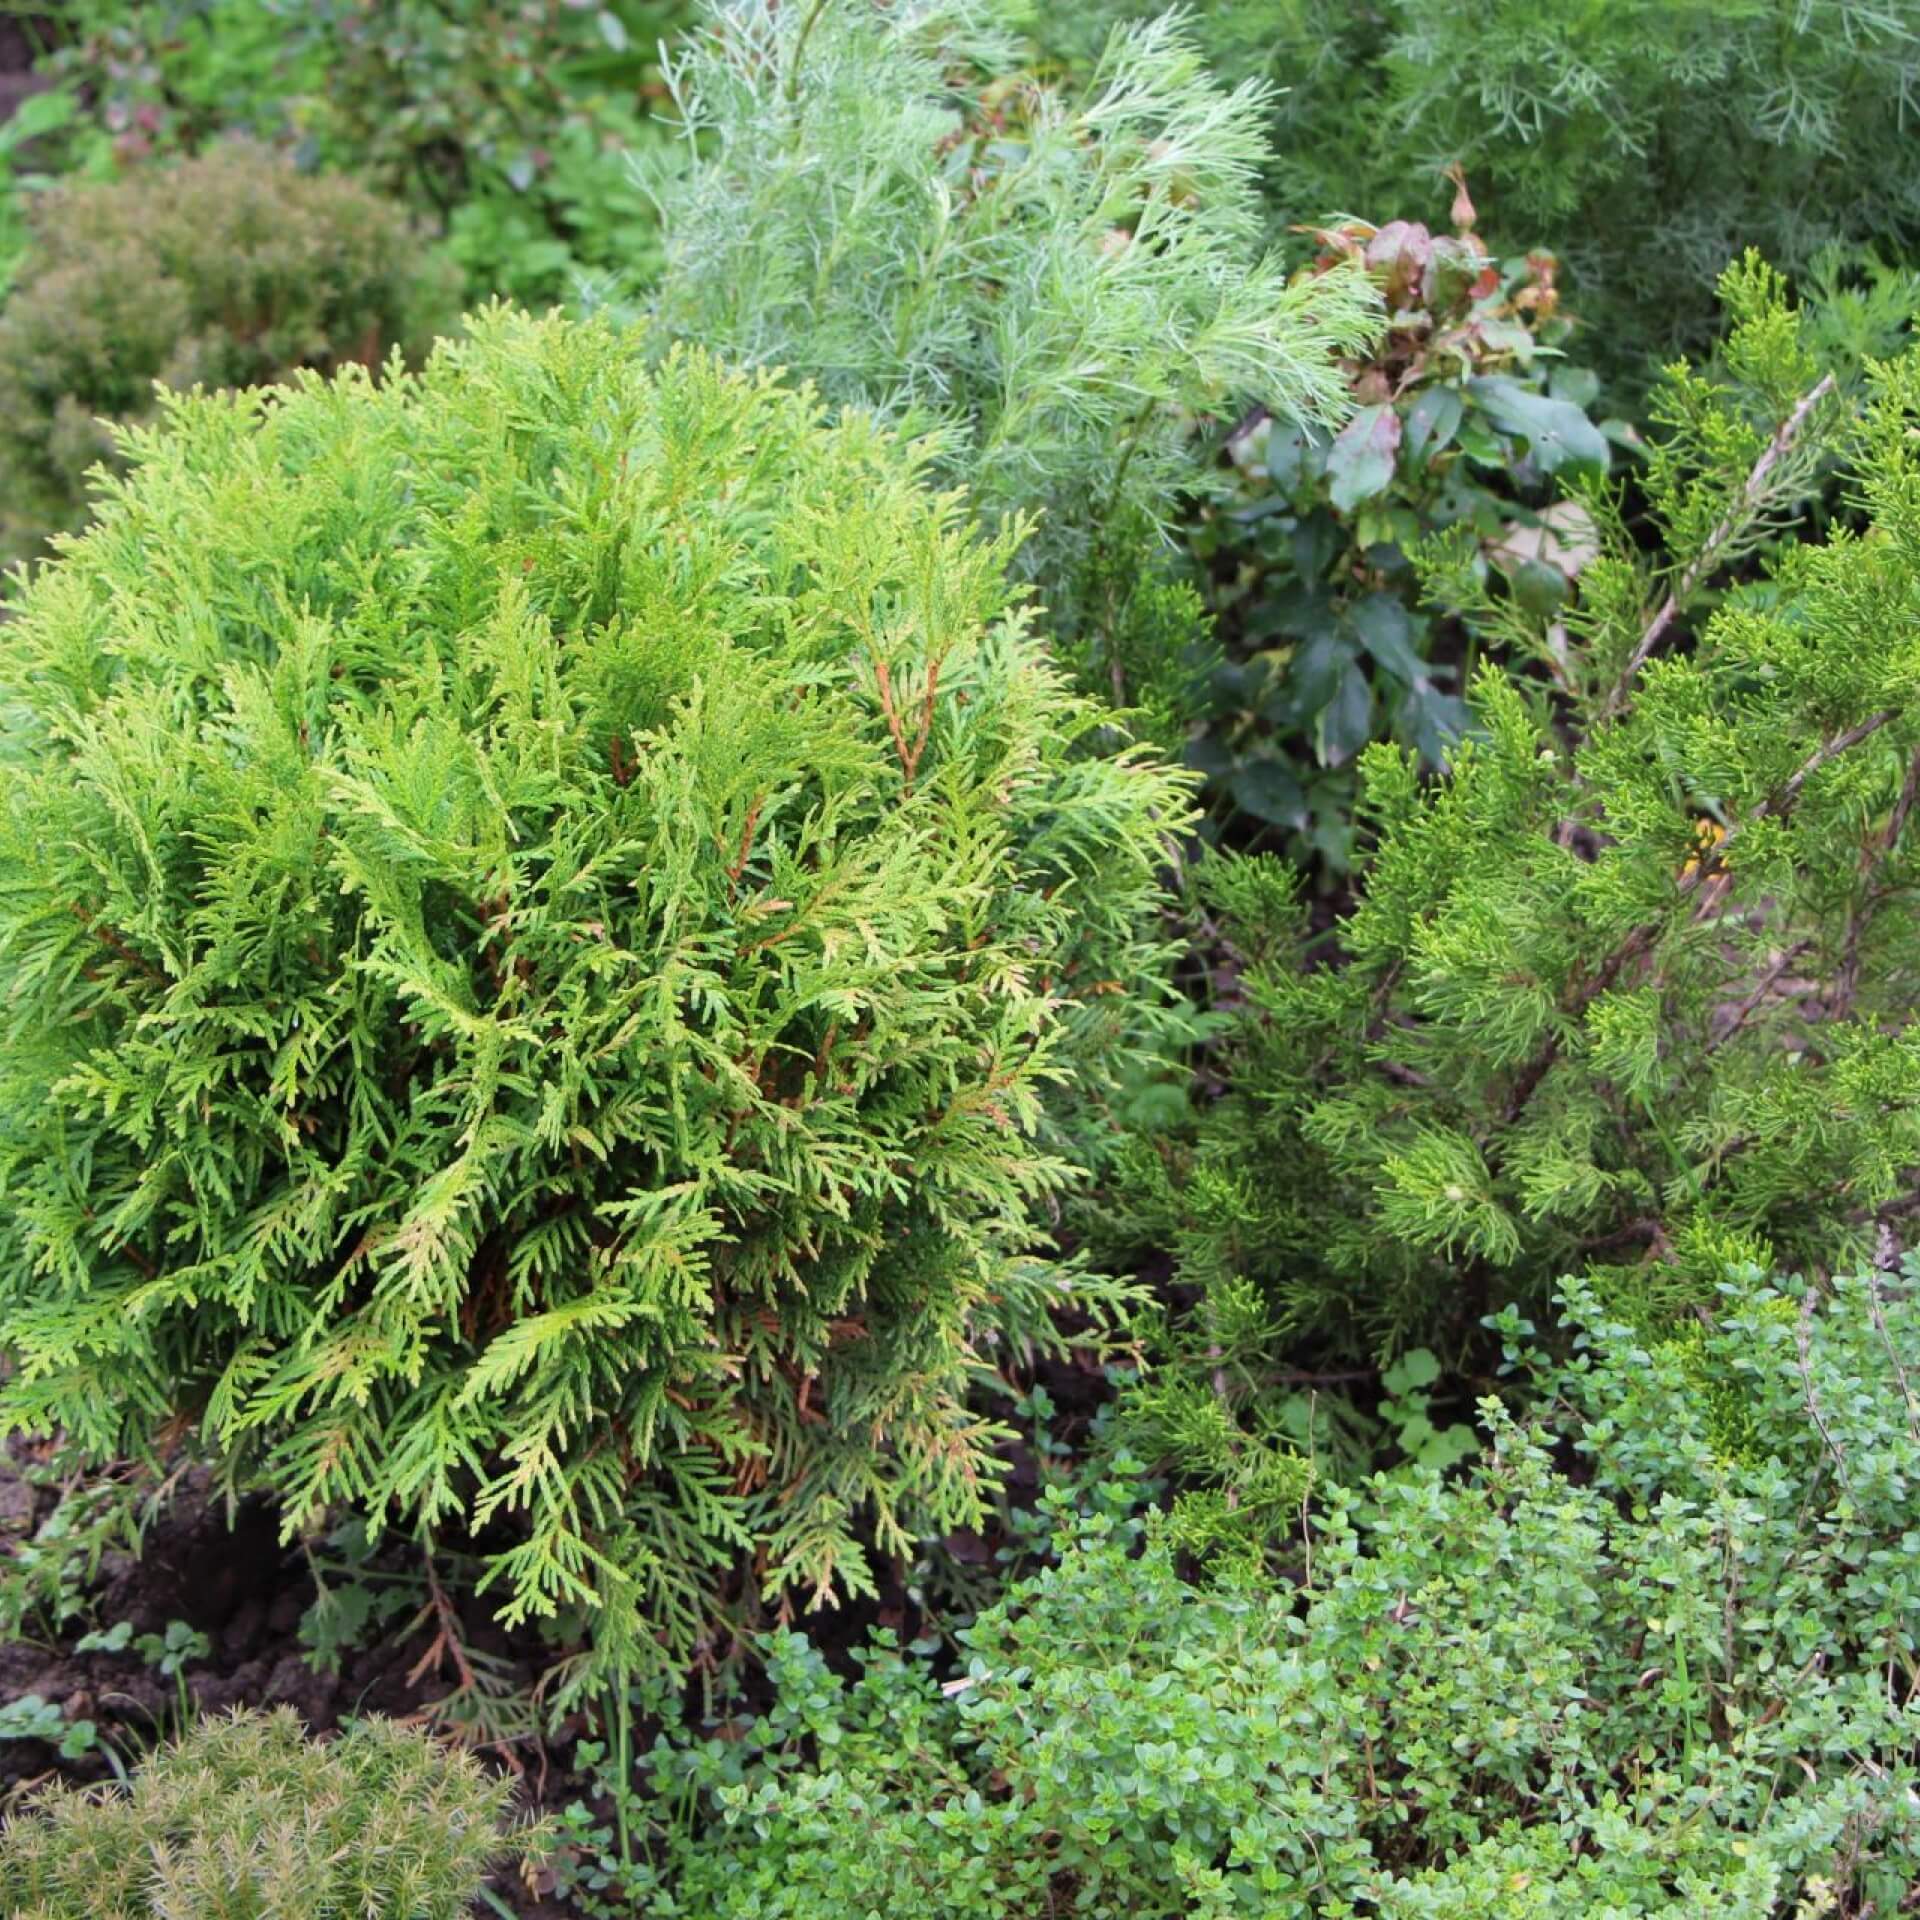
[1003, 0, 1920, 384]
[0, 142, 458, 564]
[0, 1708, 521, 1919]
[627, 1266, 1920, 1915]
[1136, 258, 1920, 1357]
[640, 0, 1379, 741]
[0, 307, 1190, 1689]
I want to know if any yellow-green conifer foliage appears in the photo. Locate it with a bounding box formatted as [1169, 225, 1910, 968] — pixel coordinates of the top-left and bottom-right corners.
[0, 309, 1190, 1684]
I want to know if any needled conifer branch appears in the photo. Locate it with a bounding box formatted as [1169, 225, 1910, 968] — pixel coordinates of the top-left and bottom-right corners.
[1604, 372, 1836, 717]
[1133, 256, 1920, 1367]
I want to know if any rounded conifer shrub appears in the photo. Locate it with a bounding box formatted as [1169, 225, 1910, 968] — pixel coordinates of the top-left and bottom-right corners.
[0, 141, 459, 561]
[0, 308, 1189, 1676]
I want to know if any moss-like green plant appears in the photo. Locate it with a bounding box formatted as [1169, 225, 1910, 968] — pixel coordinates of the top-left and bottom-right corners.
[0, 141, 458, 561]
[0, 306, 1190, 1690]
[0, 1707, 519, 1919]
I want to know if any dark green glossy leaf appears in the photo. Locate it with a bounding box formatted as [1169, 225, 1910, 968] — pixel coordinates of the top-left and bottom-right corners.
[1316, 659, 1373, 767]
[1407, 689, 1472, 766]
[1550, 364, 1602, 408]
[1247, 578, 1336, 641]
[1288, 629, 1357, 716]
[1183, 732, 1236, 780]
[1265, 421, 1325, 492]
[1454, 415, 1506, 465]
[1288, 512, 1342, 582]
[1467, 375, 1610, 475]
[1402, 386, 1463, 468]
[1206, 658, 1260, 706]
[1347, 594, 1429, 686]
[1327, 403, 1401, 513]
[1230, 758, 1308, 828]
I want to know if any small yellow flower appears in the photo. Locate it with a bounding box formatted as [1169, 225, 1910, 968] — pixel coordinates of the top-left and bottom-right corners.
[1680, 816, 1727, 878]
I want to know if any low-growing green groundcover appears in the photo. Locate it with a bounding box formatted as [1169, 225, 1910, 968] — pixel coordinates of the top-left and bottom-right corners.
[619, 1267, 1920, 1917]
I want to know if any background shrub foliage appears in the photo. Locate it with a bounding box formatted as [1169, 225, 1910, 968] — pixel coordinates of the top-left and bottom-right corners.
[0, 141, 457, 562]
[1010, 0, 1920, 380]
[0, 306, 1188, 1686]
[644, 0, 1380, 746]
[18, 0, 696, 308]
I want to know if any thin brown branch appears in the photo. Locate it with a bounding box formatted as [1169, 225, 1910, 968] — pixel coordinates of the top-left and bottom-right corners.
[69, 902, 168, 988]
[1760, 709, 1896, 823]
[726, 794, 765, 888]
[873, 655, 942, 793]
[1881, 747, 1920, 856]
[407, 1550, 479, 1695]
[1714, 939, 1813, 1046]
[872, 658, 912, 782]
[1795, 1294, 1852, 1495]
[908, 659, 941, 785]
[1602, 373, 1836, 719]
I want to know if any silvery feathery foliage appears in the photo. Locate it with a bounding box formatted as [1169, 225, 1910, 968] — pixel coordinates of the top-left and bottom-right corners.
[640, 1, 1378, 715]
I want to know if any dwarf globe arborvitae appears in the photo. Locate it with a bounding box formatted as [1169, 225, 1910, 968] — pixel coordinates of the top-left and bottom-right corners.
[0, 308, 1190, 1683]
[1141, 258, 1920, 1359]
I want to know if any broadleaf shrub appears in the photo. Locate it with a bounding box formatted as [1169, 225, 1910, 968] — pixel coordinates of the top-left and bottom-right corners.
[642, 0, 1379, 743]
[0, 1707, 520, 1918]
[30, 0, 696, 307]
[1136, 258, 1920, 1357]
[0, 141, 458, 561]
[1194, 205, 1617, 866]
[0, 307, 1190, 1688]
[624, 1264, 1920, 1915]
